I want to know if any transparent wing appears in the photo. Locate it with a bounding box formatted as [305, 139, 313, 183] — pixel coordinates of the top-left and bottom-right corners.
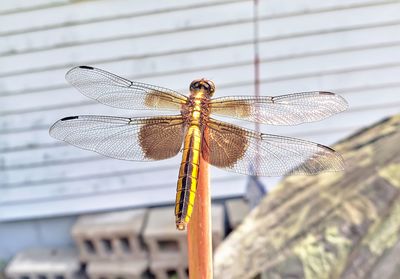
[50, 115, 185, 161]
[202, 118, 344, 176]
[66, 66, 188, 111]
[210, 92, 348, 125]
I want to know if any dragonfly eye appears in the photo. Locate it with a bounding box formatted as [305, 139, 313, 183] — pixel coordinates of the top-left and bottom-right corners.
[190, 80, 215, 95]
[206, 80, 215, 96]
[190, 81, 200, 90]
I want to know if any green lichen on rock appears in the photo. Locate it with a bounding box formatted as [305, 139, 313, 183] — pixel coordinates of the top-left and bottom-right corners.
[214, 114, 400, 279]
[363, 200, 400, 256]
[379, 164, 400, 188]
[294, 227, 351, 279]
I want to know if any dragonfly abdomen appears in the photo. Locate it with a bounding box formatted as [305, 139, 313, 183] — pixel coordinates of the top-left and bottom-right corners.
[175, 125, 202, 230]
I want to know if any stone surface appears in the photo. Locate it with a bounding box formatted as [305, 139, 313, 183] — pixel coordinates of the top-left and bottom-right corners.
[72, 209, 147, 262]
[5, 248, 80, 279]
[214, 115, 400, 279]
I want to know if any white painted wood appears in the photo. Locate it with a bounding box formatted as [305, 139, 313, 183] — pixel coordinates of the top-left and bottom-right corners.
[3, 21, 400, 96]
[0, 175, 247, 222]
[260, 0, 395, 16]
[2, 40, 400, 119]
[0, 22, 254, 77]
[1, 0, 399, 222]
[0, 43, 254, 98]
[0, 0, 393, 36]
[2, 2, 400, 77]
[0, 1, 252, 56]
[0, 0, 245, 35]
[2, 162, 246, 203]
[0, 0, 68, 14]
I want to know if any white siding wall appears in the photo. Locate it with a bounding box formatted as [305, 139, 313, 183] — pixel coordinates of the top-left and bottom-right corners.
[1, 0, 400, 225]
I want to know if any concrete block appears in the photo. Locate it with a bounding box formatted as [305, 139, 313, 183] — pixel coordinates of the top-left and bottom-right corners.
[87, 259, 148, 279]
[5, 248, 79, 279]
[210, 204, 225, 250]
[150, 259, 188, 279]
[143, 204, 225, 263]
[71, 209, 147, 262]
[225, 198, 250, 230]
[143, 206, 187, 262]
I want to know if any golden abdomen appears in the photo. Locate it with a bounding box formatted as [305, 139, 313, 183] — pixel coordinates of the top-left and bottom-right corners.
[175, 124, 202, 230]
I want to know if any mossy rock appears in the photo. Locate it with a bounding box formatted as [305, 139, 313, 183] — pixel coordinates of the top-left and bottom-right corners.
[214, 115, 400, 279]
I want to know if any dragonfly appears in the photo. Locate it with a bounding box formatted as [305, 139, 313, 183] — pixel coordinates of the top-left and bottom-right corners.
[50, 66, 348, 230]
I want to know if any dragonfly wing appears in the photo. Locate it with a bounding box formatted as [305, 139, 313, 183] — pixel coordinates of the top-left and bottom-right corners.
[210, 92, 348, 125]
[202, 118, 344, 176]
[66, 66, 188, 111]
[50, 115, 185, 161]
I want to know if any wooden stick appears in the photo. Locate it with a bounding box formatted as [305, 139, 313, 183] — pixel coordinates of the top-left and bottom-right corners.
[188, 147, 212, 279]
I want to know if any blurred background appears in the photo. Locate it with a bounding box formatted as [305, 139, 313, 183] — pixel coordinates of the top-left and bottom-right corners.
[1, 0, 400, 278]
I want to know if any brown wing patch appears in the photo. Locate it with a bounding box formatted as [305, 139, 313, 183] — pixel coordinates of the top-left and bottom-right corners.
[200, 118, 344, 176]
[203, 120, 248, 168]
[139, 118, 185, 160]
[144, 90, 185, 110]
[211, 100, 251, 119]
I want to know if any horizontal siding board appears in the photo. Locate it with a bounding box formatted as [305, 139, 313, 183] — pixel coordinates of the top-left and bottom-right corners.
[3, 156, 182, 187]
[259, 0, 395, 16]
[0, 43, 254, 97]
[0, 0, 245, 35]
[2, 2, 400, 78]
[259, 2, 400, 39]
[1, 42, 400, 120]
[0, 0, 69, 14]
[0, 0, 392, 36]
[2, 0, 394, 56]
[260, 64, 400, 93]
[2, 21, 400, 97]
[2, 164, 239, 202]
[3, 33, 400, 113]
[0, 1, 252, 56]
[0, 21, 254, 77]
[259, 44, 400, 82]
[0, 63, 255, 115]
[0, 175, 247, 222]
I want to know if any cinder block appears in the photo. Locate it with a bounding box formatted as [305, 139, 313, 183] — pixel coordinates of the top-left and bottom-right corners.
[71, 209, 147, 262]
[225, 198, 250, 230]
[5, 248, 79, 279]
[210, 204, 225, 249]
[143, 204, 225, 267]
[143, 206, 187, 262]
[150, 259, 188, 279]
[87, 259, 148, 279]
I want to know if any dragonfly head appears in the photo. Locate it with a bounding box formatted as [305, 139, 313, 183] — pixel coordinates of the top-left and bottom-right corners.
[190, 79, 215, 97]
